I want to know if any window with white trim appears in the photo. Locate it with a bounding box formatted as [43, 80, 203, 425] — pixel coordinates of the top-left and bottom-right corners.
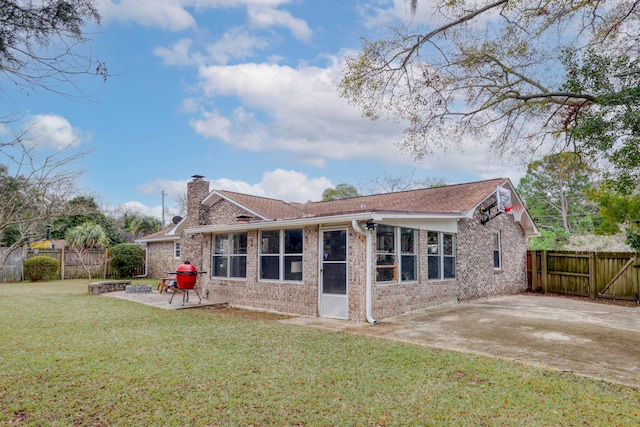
[212, 232, 247, 278]
[259, 229, 303, 281]
[173, 242, 181, 259]
[493, 231, 501, 270]
[427, 231, 456, 280]
[375, 225, 417, 282]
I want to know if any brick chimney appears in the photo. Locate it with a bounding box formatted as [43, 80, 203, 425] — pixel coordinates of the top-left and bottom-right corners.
[181, 175, 210, 269]
[186, 175, 210, 228]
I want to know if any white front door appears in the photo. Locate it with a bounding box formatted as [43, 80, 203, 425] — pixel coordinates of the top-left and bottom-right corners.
[319, 229, 348, 319]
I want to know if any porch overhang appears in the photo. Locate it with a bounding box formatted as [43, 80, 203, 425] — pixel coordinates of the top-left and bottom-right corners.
[184, 212, 466, 235]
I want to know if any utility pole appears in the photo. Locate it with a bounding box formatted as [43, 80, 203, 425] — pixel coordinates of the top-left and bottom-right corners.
[161, 190, 166, 228]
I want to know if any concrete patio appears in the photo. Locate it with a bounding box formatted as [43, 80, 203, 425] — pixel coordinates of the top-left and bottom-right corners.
[102, 288, 228, 310]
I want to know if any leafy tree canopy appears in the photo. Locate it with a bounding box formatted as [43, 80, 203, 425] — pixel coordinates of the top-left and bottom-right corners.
[588, 184, 640, 250]
[128, 215, 162, 238]
[339, 1, 640, 185]
[322, 183, 361, 201]
[1, 0, 107, 94]
[0, 1, 108, 267]
[517, 152, 598, 233]
[51, 196, 125, 246]
[108, 243, 145, 278]
[65, 221, 108, 250]
[563, 49, 640, 193]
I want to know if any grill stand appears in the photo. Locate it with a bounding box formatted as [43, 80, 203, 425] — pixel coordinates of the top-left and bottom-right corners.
[168, 285, 202, 306]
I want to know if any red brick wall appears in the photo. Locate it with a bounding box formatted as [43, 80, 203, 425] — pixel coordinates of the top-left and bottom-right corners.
[183, 181, 527, 322]
[181, 178, 210, 273]
[199, 225, 320, 316]
[146, 241, 178, 278]
[370, 203, 527, 320]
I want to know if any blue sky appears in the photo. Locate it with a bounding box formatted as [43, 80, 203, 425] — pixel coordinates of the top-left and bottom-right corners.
[2, 0, 525, 224]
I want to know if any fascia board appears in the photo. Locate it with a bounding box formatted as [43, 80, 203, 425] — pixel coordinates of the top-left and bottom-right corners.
[185, 212, 466, 234]
[134, 235, 181, 244]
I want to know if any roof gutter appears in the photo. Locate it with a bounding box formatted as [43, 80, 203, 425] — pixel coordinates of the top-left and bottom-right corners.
[352, 219, 376, 324]
[184, 212, 464, 235]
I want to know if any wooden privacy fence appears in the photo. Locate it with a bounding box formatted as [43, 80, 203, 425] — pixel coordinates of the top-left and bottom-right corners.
[22, 248, 144, 280]
[528, 250, 640, 304]
[0, 246, 27, 282]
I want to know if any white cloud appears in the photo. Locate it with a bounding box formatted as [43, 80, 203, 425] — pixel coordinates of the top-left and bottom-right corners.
[191, 60, 409, 167]
[205, 28, 270, 64]
[154, 30, 268, 66]
[135, 169, 332, 208]
[118, 200, 166, 221]
[358, 0, 503, 30]
[99, 0, 197, 31]
[247, 6, 313, 40]
[100, 0, 310, 38]
[153, 38, 204, 66]
[24, 115, 90, 151]
[256, 169, 332, 202]
[188, 109, 235, 142]
[209, 169, 332, 202]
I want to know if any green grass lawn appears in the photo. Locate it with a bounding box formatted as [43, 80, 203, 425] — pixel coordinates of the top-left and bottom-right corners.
[1, 280, 639, 426]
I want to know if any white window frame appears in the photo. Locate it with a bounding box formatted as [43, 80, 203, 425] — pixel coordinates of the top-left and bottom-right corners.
[493, 231, 502, 270]
[212, 232, 248, 279]
[173, 242, 181, 259]
[259, 229, 304, 282]
[375, 225, 417, 283]
[427, 231, 456, 281]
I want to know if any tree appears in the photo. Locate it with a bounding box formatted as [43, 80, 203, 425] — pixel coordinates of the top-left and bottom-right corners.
[1, 0, 107, 94]
[369, 170, 447, 193]
[51, 196, 126, 246]
[517, 152, 597, 233]
[65, 221, 108, 281]
[563, 50, 640, 192]
[108, 243, 144, 278]
[129, 215, 162, 238]
[588, 185, 640, 250]
[0, 1, 108, 267]
[338, 1, 640, 175]
[0, 152, 81, 269]
[322, 183, 360, 201]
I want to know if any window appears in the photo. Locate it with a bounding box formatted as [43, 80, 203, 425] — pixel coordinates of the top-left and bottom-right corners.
[212, 233, 247, 278]
[493, 231, 501, 270]
[428, 231, 456, 280]
[376, 225, 417, 282]
[173, 242, 181, 259]
[259, 229, 303, 281]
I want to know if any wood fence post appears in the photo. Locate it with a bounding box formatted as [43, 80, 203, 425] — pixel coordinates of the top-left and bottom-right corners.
[531, 250, 538, 292]
[61, 246, 65, 280]
[633, 252, 640, 306]
[588, 251, 596, 300]
[541, 250, 548, 293]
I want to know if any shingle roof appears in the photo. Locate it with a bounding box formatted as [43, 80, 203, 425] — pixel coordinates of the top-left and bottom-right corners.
[214, 190, 307, 220]
[216, 178, 508, 220]
[135, 226, 180, 243]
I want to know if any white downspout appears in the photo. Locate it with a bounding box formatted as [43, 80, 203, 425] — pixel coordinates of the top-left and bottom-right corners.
[352, 220, 376, 324]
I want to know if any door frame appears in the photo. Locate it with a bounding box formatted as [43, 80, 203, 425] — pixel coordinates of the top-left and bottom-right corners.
[318, 227, 349, 319]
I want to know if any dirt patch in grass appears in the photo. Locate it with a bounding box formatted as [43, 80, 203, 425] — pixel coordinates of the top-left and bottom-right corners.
[199, 305, 295, 321]
[531, 291, 639, 307]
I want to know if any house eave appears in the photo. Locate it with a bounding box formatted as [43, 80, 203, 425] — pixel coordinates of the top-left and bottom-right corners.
[184, 212, 467, 234]
[135, 235, 181, 244]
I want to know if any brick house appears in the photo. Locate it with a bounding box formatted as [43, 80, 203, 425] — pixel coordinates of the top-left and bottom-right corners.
[137, 176, 538, 322]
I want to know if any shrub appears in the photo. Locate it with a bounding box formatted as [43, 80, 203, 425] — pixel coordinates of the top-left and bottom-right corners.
[24, 256, 60, 281]
[108, 243, 145, 278]
[625, 223, 640, 251]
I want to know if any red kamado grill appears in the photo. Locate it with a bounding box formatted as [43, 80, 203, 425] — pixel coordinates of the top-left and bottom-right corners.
[167, 261, 203, 306]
